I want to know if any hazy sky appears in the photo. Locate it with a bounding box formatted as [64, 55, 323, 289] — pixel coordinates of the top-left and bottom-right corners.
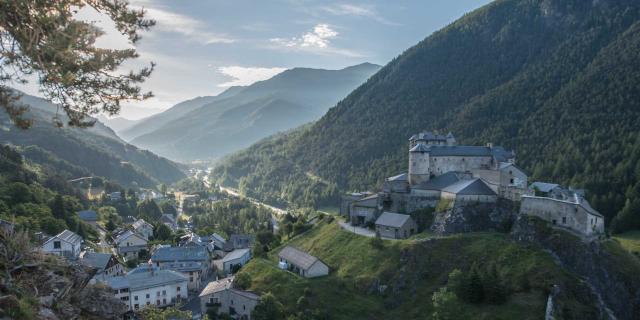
[17, 0, 491, 119]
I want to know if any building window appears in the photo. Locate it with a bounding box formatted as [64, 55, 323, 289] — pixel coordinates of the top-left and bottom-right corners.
[53, 241, 61, 249]
[562, 217, 566, 224]
[134, 296, 138, 301]
[157, 291, 160, 297]
[177, 286, 181, 292]
[146, 294, 150, 299]
[134, 304, 139, 310]
[162, 290, 166, 296]
[552, 220, 557, 225]
[163, 298, 166, 304]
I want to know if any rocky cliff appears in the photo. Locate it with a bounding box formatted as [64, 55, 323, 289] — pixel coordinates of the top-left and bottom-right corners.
[430, 200, 517, 236]
[0, 230, 127, 319]
[511, 216, 640, 320]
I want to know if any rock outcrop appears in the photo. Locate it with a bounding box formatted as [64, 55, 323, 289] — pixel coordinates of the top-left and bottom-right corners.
[431, 200, 516, 235]
[511, 215, 640, 320]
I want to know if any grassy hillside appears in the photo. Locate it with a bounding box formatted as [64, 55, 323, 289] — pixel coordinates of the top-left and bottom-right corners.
[211, 0, 640, 232]
[239, 220, 599, 319]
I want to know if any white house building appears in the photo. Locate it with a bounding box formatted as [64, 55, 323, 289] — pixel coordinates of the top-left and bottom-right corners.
[219, 249, 251, 275]
[107, 269, 188, 311]
[41, 230, 83, 260]
[199, 277, 260, 320]
[278, 246, 329, 278]
[114, 230, 148, 261]
[131, 219, 154, 240]
[150, 246, 211, 291]
[80, 252, 125, 283]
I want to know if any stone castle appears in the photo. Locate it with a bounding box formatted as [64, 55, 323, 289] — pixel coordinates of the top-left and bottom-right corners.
[341, 131, 605, 237]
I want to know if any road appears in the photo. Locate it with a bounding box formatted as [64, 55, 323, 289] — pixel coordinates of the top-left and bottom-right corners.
[338, 220, 375, 238]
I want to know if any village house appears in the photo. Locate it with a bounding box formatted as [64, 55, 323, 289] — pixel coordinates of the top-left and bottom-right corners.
[375, 212, 418, 239]
[219, 248, 251, 275]
[114, 230, 148, 261]
[80, 252, 125, 283]
[41, 229, 83, 260]
[107, 268, 188, 311]
[131, 219, 154, 240]
[227, 234, 255, 251]
[520, 185, 605, 237]
[78, 210, 99, 228]
[199, 277, 260, 320]
[278, 246, 329, 278]
[150, 246, 211, 291]
[109, 191, 122, 201]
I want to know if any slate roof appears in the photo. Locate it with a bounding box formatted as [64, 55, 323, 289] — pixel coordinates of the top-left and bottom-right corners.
[375, 212, 413, 228]
[114, 230, 146, 245]
[387, 173, 408, 182]
[413, 172, 461, 191]
[278, 246, 324, 270]
[80, 252, 113, 271]
[409, 132, 448, 141]
[151, 246, 208, 262]
[426, 145, 513, 161]
[442, 179, 496, 196]
[199, 277, 234, 296]
[78, 210, 98, 221]
[46, 229, 82, 245]
[222, 248, 251, 262]
[132, 219, 152, 230]
[353, 194, 378, 208]
[409, 143, 430, 152]
[530, 182, 560, 193]
[107, 269, 187, 291]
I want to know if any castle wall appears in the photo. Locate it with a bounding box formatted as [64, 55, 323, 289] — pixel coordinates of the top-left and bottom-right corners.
[520, 196, 604, 236]
[430, 156, 493, 176]
[409, 152, 430, 185]
[441, 192, 498, 203]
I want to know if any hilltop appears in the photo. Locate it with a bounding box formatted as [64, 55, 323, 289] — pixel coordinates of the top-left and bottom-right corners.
[124, 63, 381, 162]
[239, 218, 640, 319]
[211, 0, 640, 231]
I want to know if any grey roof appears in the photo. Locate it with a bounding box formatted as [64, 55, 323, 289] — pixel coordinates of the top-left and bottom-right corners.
[47, 229, 82, 245]
[78, 210, 98, 221]
[80, 252, 113, 271]
[387, 173, 408, 182]
[107, 269, 187, 291]
[442, 179, 497, 196]
[222, 248, 251, 262]
[132, 219, 152, 230]
[414, 172, 461, 191]
[353, 194, 378, 208]
[409, 143, 430, 152]
[530, 182, 560, 193]
[211, 233, 226, 243]
[199, 277, 234, 296]
[151, 246, 208, 262]
[278, 246, 324, 270]
[375, 212, 413, 228]
[114, 230, 146, 245]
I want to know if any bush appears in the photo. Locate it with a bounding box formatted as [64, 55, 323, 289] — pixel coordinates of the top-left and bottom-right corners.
[369, 235, 384, 250]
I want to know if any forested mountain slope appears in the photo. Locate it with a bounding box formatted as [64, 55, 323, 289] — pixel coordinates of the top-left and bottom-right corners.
[128, 63, 380, 162]
[212, 0, 640, 231]
[0, 91, 186, 188]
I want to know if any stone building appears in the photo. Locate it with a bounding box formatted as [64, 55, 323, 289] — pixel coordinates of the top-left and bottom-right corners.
[80, 252, 125, 284]
[113, 230, 148, 261]
[199, 277, 260, 320]
[278, 246, 329, 278]
[520, 188, 605, 237]
[41, 229, 83, 260]
[375, 212, 418, 239]
[343, 131, 525, 226]
[107, 269, 187, 311]
[150, 246, 211, 291]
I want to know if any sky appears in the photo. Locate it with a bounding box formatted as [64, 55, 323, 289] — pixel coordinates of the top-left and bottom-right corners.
[16, 0, 491, 120]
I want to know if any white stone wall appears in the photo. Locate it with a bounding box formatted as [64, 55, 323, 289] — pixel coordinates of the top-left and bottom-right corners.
[306, 261, 329, 278]
[409, 151, 430, 185]
[441, 192, 497, 203]
[201, 289, 259, 320]
[223, 252, 251, 274]
[127, 281, 187, 311]
[41, 238, 81, 259]
[520, 196, 604, 236]
[430, 156, 493, 176]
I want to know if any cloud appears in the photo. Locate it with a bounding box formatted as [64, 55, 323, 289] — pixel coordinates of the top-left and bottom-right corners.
[217, 66, 287, 87]
[138, 6, 235, 44]
[269, 23, 363, 57]
[321, 4, 400, 26]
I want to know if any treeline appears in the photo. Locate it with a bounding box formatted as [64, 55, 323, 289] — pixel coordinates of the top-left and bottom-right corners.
[190, 197, 273, 237]
[212, 0, 640, 233]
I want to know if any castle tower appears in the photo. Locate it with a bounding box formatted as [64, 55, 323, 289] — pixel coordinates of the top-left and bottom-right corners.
[446, 132, 456, 146]
[409, 143, 430, 185]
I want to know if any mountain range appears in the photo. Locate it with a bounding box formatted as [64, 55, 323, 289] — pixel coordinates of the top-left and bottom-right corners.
[0, 91, 186, 188]
[211, 0, 640, 230]
[120, 63, 381, 162]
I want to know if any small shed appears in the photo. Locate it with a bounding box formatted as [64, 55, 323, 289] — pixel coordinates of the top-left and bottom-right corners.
[221, 248, 251, 275]
[278, 246, 329, 278]
[375, 212, 418, 239]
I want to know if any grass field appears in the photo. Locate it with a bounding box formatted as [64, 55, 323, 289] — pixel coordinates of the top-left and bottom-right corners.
[613, 230, 640, 256]
[239, 220, 598, 319]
